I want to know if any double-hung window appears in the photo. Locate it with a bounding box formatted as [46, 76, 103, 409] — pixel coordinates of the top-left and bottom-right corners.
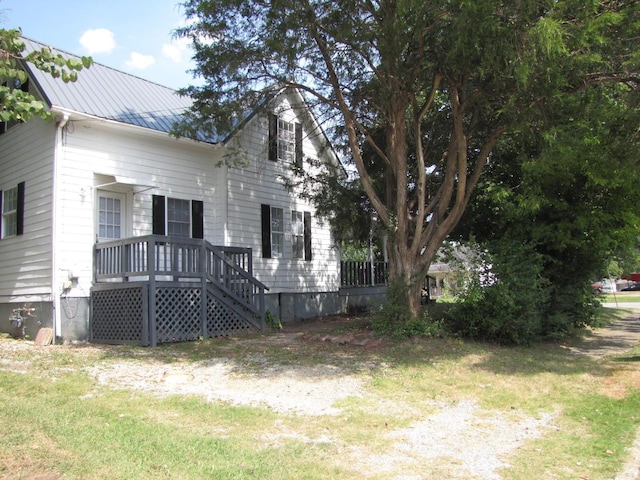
[262, 205, 311, 261]
[268, 113, 303, 167]
[277, 118, 296, 163]
[292, 211, 304, 259]
[152, 195, 204, 239]
[269, 206, 284, 258]
[0, 182, 25, 239]
[261, 205, 283, 258]
[2, 187, 18, 238]
[167, 198, 191, 238]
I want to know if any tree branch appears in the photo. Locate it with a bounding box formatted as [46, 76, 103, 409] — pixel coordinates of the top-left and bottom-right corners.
[304, 2, 390, 226]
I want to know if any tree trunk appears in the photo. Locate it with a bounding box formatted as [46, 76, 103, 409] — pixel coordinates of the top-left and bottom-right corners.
[378, 86, 505, 321]
[386, 236, 438, 318]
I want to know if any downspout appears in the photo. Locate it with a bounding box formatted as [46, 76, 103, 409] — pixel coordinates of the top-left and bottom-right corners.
[51, 113, 69, 343]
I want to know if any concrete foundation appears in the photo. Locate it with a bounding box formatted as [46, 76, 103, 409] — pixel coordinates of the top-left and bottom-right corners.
[1, 287, 390, 341]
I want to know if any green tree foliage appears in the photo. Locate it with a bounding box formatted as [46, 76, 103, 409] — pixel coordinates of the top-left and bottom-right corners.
[446, 239, 550, 345]
[0, 29, 92, 123]
[174, 0, 639, 319]
[450, 83, 640, 342]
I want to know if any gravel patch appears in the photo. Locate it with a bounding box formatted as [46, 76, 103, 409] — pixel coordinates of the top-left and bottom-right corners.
[81, 355, 558, 479]
[85, 358, 364, 416]
[2, 310, 639, 479]
[386, 400, 557, 479]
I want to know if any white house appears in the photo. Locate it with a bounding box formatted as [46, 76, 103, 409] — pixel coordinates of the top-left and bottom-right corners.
[0, 38, 344, 345]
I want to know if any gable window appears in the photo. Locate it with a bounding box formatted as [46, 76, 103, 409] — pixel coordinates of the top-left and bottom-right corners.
[152, 195, 204, 239]
[268, 113, 303, 167]
[261, 204, 284, 259]
[277, 118, 296, 162]
[0, 182, 25, 239]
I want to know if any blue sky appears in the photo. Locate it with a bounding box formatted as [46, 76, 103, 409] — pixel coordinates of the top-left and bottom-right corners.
[0, 0, 198, 90]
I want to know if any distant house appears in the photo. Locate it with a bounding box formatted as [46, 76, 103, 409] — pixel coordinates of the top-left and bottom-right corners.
[0, 38, 343, 345]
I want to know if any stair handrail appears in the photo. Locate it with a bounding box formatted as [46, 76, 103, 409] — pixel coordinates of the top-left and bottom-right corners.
[203, 241, 267, 319]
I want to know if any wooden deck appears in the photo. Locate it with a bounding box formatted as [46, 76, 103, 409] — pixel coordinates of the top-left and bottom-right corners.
[91, 235, 267, 346]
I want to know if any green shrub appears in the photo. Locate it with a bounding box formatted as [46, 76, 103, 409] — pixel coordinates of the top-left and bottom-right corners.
[264, 310, 282, 330]
[372, 280, 446, 339]
[445, 240, 549, 345]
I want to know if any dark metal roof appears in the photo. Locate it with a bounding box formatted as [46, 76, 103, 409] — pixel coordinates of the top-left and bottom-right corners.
[21, 37, 223, 143]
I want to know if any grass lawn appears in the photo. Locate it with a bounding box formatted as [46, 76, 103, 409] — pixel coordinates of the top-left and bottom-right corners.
[604, 291, 640, 302]
[0, 308, 639, 480]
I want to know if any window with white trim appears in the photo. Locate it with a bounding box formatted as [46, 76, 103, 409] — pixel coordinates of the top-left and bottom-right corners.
[261, 204, 285, 259]
[277, 118, 296, 163]
[1, 186, 18, 238]
[167, 197, 191, 238]
[262, 205, 312, 261]
[152, 195, 204, 239]
[292, 210, 304, 259]
[270, 206, 284, 258]
[97, 194, 123, 240]
[268, 113, 303, 167]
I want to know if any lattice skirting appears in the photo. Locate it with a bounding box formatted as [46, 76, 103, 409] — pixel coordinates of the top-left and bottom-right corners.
[91, 283, 252, 346]
[155, 287, 202, 343]
[91, 284, 148, 345]
[208, 295, 251, 337]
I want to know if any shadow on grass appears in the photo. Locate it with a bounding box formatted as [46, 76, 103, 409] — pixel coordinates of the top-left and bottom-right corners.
[613, 355, 640, 363]
[594, 305, 627, 327]
[65, 305, 639, 382]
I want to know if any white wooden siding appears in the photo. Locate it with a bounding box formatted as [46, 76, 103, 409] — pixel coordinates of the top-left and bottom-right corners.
[0, 118, 55, 301]
[225, 94, 340, 293]
[0, 91, 341, 302]
[55, 118, 227, 295]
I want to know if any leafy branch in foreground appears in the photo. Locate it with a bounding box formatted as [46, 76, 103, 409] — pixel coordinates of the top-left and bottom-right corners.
[0, 28, 92, 123]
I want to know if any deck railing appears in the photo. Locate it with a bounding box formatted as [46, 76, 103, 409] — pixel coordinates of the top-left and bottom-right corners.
[94, 235, 266, 319]
[340, 260, 388, 287]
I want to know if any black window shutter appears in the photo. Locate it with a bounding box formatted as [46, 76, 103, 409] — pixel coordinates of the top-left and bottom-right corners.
[261, 204, 271, 258]
[191, 200, 204, 239]
[152, 195, 166, 235]
[295, 122, 303, 168]
[268, 113, 278, 162]
[304, 211, 312, 261]
[16, 182, 25, 236]
[0, 189, 3, 236]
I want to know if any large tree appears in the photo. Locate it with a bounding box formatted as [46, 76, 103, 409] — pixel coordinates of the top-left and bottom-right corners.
[175, 0, 639, 317]
[0, 28, 92, 123]
[448, 82, 640, 342]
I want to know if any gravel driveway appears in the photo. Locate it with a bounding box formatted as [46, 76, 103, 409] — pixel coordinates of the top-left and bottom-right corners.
[82, 311, 640, 479]
[2, 309, 639, 479]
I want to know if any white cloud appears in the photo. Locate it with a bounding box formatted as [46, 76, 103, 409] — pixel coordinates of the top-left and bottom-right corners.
[162, 37, 191, 63]
[162, 43, 182, 63]
[79, 28, 116, 54]
[125, 52, 155, 70]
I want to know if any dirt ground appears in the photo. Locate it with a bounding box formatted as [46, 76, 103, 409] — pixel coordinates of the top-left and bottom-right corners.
[75, 312, 640, 479]
[570, 311, 640, 480]
[2, 309, 640, 479]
